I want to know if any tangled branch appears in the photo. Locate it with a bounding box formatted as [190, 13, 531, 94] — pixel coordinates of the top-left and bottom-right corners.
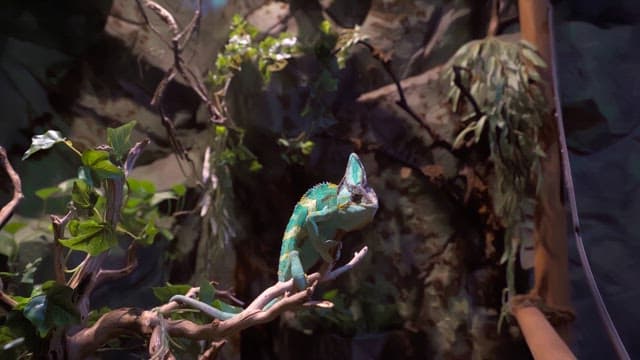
[67, 247, 368, 359]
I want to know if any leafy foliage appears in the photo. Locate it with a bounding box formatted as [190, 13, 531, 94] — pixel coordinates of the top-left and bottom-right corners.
[21, 281, 80, 337]
[443, 39, 548, 306]
[209, 15, 299, 89]
[0, 121, 183, 349]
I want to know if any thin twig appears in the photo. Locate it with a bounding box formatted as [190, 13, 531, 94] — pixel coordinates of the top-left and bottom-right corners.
[51, 211, 74, 284]
[199, 340, 226, 360]
[487, 0, 500, 37]
[322, 246, 368, 282]
[357, 41, 440, 141]
[452, 65, 483, 118]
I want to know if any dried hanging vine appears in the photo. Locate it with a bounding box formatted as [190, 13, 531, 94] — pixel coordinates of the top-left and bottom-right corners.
[443, 38, 549, 323]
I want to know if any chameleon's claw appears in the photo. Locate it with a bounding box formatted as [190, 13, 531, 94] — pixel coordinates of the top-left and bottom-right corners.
[318, 240, 341, 262]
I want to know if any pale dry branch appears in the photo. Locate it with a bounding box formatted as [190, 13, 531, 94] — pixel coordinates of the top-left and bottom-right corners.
[67, 246, 369, 359]
[142, 0, 179, 35]
[322, 246, 368, 282]
[0, 146, 23, 229]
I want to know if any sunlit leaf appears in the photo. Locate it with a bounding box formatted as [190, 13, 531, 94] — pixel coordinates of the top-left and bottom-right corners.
[59, 220, 114, 255]
[35, 187, 60, 200]
[211, 299, 242, 314]
[128, 178, 156, 199]
[171, 184, 186, 197]
[3, 222, 26, 235]
[521, 47, 546, 68]
[81, 150, 122, 180]
[152, 284, 191, 303]
[107, 121, 137, 162]
[150, 191, 177, 206]
[22, 130, 66, 160]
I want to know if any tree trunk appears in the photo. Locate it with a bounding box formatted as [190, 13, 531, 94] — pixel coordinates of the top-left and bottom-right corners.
[517, 0, 573, 340]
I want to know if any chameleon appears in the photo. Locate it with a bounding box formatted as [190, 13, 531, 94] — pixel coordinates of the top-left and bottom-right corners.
[170, 152, 378, 319]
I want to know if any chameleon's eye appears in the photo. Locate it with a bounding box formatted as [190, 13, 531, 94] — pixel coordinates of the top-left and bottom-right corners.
[350, 193, 362, 203]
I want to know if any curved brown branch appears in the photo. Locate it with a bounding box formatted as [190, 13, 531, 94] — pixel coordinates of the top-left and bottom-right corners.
[67, 247, 369, 359]
[0, 146, 23, 229]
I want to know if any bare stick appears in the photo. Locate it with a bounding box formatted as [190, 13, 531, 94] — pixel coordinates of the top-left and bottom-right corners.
[0, 146, 23, 229]
[322, 246, 368, 282]
[452, 65, 483, 118]
[357, 41, 441, 142]
[51, 211, 74, 284]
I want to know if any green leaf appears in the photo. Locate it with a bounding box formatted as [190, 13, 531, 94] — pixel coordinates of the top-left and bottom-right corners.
[22, 130, 66, 160]
[22, 282, 80, 337]
[127, 178, 156, 200]
[3, 222, 26, 235]
[20, 258, 42, 285]
[320, 20, 331, 35]
[0, 233, 17, 258]
[211, 299, 243, 314]
[107, 121, 137, 162]
[171, 184, 186, 197]
[78, 166, 93, 188]
[152, 284, 192, 303]
[59, 220, 115, 255]
[150, 191, 177, 206]
[521, 47, 546, 68]
[198, 280, 215, 305]
[23, 295, 47, 337]
[138, 220, 158, 245]
[299, 140, 314, 155]
[322, 289, 339, 301]
[81, 150, 123, 180]
[249, 160, 263, 172]
[71, 180, 96, 209]
[35, 187, 60, 200]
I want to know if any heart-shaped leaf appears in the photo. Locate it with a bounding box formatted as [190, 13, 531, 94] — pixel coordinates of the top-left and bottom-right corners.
[71, 180, 96, 209]
[81, 150, 123, 180]
[59, 220, 115, 255]
[22, 130, 66, 160]
[107, 121, 137, 162]
[152, 284, 191, 303]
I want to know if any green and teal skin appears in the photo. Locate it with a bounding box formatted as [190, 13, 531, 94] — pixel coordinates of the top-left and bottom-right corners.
[170, 153, 378, 319]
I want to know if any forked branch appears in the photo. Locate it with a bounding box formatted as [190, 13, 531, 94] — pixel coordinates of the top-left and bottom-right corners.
[67, 247, 368, 359]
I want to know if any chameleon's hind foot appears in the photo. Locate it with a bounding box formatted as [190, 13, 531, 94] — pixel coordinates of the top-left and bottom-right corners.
[289, 250, 308, 291]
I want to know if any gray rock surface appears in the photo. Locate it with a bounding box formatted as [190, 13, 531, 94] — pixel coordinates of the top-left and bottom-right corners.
[555, 1, 640, 358]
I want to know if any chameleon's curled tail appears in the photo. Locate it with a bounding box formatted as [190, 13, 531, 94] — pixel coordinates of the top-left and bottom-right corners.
[169, 295, 237, 320]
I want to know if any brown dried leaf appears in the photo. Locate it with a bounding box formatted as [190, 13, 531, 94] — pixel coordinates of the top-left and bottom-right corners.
[458, 166, 487, 203]
[420, 164, 444, 181]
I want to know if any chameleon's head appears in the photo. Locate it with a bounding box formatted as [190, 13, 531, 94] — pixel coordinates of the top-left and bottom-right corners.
[336, 153, 378, 228]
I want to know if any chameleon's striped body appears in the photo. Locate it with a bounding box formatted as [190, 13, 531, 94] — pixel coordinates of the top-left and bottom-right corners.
[278, 182, 339, 282]
[277, 153, 378, 290]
